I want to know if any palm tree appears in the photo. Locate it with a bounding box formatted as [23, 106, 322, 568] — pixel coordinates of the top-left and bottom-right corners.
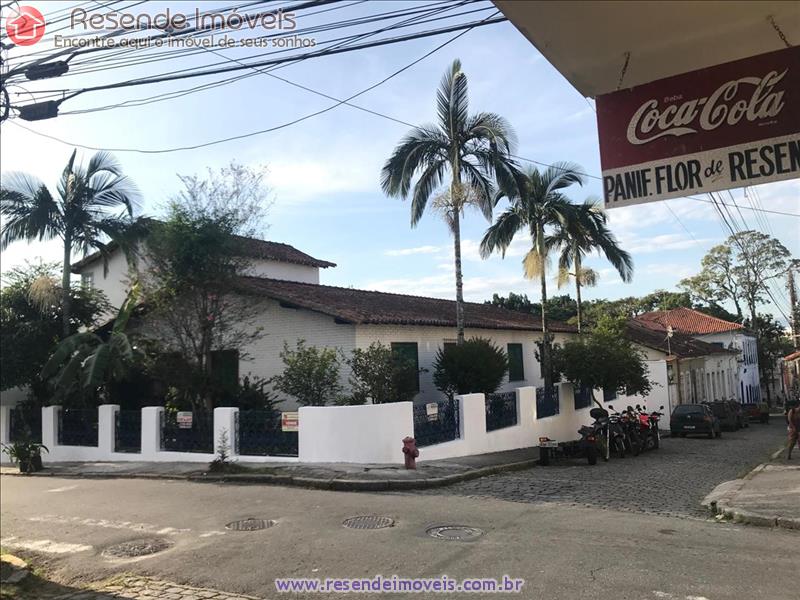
[381, 59, 521, 344]
[1, 150, 139, 336]
[480, 163, 585, 391]
[549, 198, 634, 332]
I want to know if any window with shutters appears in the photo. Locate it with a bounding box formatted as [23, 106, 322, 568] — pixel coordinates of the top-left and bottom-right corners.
[507, 343, 524, 382]
[391, 342, 419, 392]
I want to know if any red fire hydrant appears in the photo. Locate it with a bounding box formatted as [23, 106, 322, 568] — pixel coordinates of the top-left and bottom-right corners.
[402, 436, 419, 469]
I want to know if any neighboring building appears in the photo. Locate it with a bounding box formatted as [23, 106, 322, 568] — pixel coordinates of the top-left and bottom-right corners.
[617, 321, 739, 428]
[634, 308, 759, 404]
[784, 350, 800, 402]
[72, 229, 576, 406]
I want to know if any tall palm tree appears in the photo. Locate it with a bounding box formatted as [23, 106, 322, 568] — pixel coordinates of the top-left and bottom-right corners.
[480, 163, 585, 391]
[549, 198, 634, 332]
[1, 150, 139, 336]
[381, 59, 521, 344]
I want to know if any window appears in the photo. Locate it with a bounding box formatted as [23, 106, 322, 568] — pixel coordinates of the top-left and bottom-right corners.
[507, 343, 524, 382]
[81, 272, 94, 289]
[210, 349, 239, 394]
[603, 388, 617, 403]
[391, 342, 419, 392]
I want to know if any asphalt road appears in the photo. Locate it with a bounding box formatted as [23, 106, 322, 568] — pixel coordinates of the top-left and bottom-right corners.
[420, 419, 788, 519]
[1, 428, 796, 600]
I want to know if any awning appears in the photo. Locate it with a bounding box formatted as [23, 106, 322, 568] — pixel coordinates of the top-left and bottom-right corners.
[494, 1, 799, 97]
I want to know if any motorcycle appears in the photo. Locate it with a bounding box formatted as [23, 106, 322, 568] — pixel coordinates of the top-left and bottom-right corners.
[609, 405, 642, 456]
[635, 404, 665, 450]
[602, 406, 628, 459]
[578, 414, 608, 465]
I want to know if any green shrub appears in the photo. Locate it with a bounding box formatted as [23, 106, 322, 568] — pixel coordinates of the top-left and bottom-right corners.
[433, 337, 508, 398]
[270, 340, 342, 406]
[345, 342, 420, 404]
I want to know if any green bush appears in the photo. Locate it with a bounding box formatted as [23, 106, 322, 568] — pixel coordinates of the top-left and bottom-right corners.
[270, 340, 342, 406]
[433, 337, 508, 398]
[345, 342, 420, 404]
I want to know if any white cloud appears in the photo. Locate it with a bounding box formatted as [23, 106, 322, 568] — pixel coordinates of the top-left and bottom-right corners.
[384, 245, 441, 257]
[622, 233, 718, 254]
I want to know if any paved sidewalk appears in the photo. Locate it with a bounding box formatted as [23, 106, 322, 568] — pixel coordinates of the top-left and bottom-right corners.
[0, 446, 540, 491]
[702, 462, 800, 530]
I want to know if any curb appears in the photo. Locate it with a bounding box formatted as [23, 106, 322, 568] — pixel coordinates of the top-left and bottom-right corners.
[702, 462, 800, 531]
[0, 457, 540, 491]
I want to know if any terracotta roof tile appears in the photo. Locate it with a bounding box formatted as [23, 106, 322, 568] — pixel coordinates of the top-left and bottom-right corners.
[634, 307, 744, 335]
[625, 321, 736, 358]
[235, 276, 576, 332]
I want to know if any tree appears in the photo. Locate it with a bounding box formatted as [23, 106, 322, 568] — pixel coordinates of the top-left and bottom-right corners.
[41, 285, 141, 403]
[749, 314, 793, 404]
[681, 232, 792, 335]
[345, 342, 419, 405]
[271, 340, 342, 406]
[0, 262, 108, 397]
[1, 150, 139, 336]
[433, 337, 508, 398]
[141, 165, 271, 413]
[480, 163, 585, 392]
[381, 59, 520, 344]
[552, 316, 653, 402]
[548, 198, 633, 332]
[487, 292, 579, 323]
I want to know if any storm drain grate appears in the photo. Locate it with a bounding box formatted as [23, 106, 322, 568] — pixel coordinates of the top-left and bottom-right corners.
[342, 515, 395, 530]
[426, 525, 484, 541]
[103, 538, 172, 559]
[226, 518, 277, 531]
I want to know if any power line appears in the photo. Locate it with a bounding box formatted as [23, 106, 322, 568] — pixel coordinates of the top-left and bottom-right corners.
[8, 11, 493, 153]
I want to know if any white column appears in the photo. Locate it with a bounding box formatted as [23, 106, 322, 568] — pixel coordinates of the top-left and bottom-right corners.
[0, 405, 10, 445]
[42, 405, 59, 452]
[213, 407, 239, 459]
[140, 406, 163, 460]
[456, 393, 487, 454]
[518, 387, 536, 422]
[98, 405, 119, 456]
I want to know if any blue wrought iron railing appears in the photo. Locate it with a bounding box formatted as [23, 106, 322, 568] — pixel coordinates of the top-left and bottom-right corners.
[115, 410, 141, 453]
[58, 408, 98, 446]
[9, 407, 41, 443]
[574, 384, 593, 410]
[237, 410, 298, 457]
[485, 391, 518, 431]
[160, 410, 213, 453]
[413, 398, 460, 447]
[536, 386, 560, 419]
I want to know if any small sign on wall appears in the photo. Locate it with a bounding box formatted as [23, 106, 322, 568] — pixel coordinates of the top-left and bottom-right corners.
[281, 411, 299, 432]
[425, 403, 439, 421]
[176, 411, 193, 429]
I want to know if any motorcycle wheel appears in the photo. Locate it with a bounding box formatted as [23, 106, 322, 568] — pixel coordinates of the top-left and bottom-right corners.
[653, 430, 660, 449]
[598, 436, 610, 462]
[614, 438, 626, 459]
[539, 447, 550, 466]
[586, 446, 598, 465]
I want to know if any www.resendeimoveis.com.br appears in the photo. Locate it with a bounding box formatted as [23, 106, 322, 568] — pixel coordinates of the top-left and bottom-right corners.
[275, 575, 525, 594]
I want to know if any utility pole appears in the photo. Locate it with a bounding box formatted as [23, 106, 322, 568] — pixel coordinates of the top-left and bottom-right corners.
[789, 266, 798, 350]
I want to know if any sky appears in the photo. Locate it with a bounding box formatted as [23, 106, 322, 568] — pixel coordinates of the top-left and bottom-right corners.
[1, 1, 798, 323]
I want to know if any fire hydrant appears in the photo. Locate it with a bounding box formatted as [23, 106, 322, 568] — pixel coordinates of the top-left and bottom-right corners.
[402, 436, 419, 469]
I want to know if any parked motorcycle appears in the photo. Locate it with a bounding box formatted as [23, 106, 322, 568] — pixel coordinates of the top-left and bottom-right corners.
[635, 404, 665, 450]
[603, 406, 628, 459]
[577, 413, 608, 465]
[608, 405, 642, 456]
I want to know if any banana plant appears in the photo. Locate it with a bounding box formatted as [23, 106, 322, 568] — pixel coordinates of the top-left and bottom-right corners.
[41, 283, 141, 398]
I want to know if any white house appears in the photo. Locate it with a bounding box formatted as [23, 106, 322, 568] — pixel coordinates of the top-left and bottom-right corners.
[71, 227, 576, 406]
[634, 308, 759, 405]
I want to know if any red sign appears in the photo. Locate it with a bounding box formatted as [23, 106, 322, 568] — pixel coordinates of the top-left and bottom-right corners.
[5, 6, 46, 46]
[596, 47, 800, 208]
[281, 411, 299, 432]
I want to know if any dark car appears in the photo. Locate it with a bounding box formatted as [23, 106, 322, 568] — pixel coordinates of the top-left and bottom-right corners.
[744, 402, 770, 423]
[670, 404, 721, 438]
[707, 401, 738, 432]
[727, 400, 748, 429]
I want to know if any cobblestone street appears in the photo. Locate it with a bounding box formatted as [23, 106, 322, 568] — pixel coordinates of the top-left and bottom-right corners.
[420, 419, 786, 519]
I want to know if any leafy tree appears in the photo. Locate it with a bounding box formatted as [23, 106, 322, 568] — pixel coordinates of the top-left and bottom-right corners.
[1, 150, 139, 336]
[681, 232, 792, 335]
[548, 198, 633, 332]
[552, 316, 653, 401]
[381, 59, 520, 344]
[345, 342, 419, 404]
[271, 340, 342, 406]
[41, 285, 141, 403]
[433, 337, 508, 398]
[748, 314, 793, 404]
[487, 292, 579, 323]
[0, 262, 108, 397]
[480, 163, 585, 392]
[141, 165, 271, 412]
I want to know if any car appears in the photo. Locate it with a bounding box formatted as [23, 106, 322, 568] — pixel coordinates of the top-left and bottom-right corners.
[744, 402, 770, 423]
[670, 404, 721, 439]
[707, 401, 738, 432]
[727, 400, 748, 429]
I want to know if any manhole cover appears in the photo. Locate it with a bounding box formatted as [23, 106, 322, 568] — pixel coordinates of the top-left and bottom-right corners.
[342, 515, 395, 530]
[426, 525, 484, 541]
[226, 518, 276, 531]
[103, 538, 172, 558]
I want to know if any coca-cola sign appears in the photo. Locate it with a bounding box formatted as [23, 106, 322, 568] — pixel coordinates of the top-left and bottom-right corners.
[596, 47, 800, 208]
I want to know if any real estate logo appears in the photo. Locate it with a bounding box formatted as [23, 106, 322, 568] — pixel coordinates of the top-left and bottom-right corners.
[5, 5, 46, 46]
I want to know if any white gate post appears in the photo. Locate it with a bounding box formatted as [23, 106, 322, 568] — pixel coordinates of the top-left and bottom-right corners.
[213, 407, 239, 459]
[141, 406, 163, 460]
[98, 405, 119, 456]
